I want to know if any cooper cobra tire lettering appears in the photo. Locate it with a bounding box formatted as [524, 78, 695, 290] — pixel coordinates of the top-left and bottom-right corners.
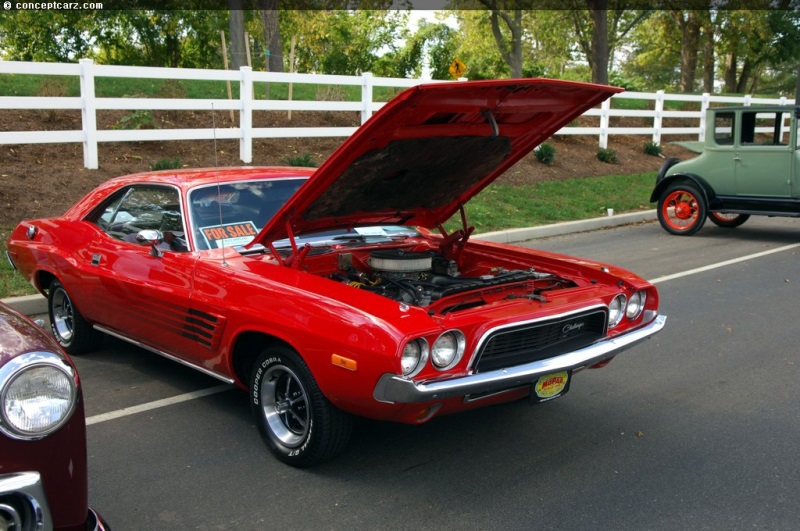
[249, 347, 352, 467]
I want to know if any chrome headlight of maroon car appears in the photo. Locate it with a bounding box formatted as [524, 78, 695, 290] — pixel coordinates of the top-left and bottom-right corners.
[0, 352, 77, 440]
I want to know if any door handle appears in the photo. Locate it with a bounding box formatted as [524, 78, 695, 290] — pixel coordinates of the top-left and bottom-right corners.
[91, 253, 102, 266]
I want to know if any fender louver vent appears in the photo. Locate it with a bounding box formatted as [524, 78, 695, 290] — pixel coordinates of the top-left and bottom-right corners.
[183, 309, 220, 348]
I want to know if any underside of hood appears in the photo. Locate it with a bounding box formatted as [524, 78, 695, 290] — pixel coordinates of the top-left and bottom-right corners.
[255, 78, 622, 245]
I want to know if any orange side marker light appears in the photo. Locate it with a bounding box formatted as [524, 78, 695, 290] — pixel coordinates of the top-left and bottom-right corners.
[331, 354, 357, 372]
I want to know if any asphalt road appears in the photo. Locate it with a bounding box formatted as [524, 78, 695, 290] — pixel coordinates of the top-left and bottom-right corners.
[68, 216, 800, 530]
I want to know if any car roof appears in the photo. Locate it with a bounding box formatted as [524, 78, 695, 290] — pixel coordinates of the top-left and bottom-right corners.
[108, 166, 315, 189]
[711, 104, 799, 113]
[61, 166, 315, 221]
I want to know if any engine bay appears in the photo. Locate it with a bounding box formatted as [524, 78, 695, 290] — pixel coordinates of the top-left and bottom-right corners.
[328, 248, 576, 312]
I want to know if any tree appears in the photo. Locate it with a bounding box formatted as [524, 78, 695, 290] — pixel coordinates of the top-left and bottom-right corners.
[228, 0, 248, 69]
[388, 19, 459, 79]
[259, 0, 283, 73]
[569, 1, 649, 85]
[0, 11, 96, 62]
[716, 9, 800, 94]
[282, 10, 406, 75]
[476, 1, 524, 78]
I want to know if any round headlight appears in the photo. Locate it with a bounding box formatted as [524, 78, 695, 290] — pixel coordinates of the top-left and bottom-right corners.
[401, 339, 428, 376]
[431, 330, 466, 370]
[626, 290, 646, 320]
[1, 353, 77, 440]
[608, 294, 627, 329]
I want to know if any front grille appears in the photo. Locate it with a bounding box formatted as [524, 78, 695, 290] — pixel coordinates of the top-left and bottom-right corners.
[0, 472, 49, 531]
[472, 309, 607, 373]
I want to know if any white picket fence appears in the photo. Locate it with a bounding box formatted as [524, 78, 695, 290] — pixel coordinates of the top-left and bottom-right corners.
[0, 59, 795, 169]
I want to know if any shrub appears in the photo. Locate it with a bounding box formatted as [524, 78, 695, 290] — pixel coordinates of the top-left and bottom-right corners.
[285, 153, 317, 167]
[535, 142, 557, 165]
[115, 110, 159, 130]
[37, 78, 71, 122]
[643, 141, 662, 157]
[596, 148, 618, 164]
[315, 86, 347, 102]
[150, 158, 182, 171]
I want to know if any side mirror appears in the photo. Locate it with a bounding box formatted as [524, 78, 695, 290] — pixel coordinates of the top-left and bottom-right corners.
[136, 229, 164, 257]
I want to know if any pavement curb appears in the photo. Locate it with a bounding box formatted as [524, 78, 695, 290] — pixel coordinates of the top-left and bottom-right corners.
[474, 209, 657, 243]
[3, 293, 47, 317]
[2, 209, 658, 316]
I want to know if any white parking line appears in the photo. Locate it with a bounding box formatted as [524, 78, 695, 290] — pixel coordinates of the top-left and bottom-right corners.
[86, 384, 234, 426]
[86, 241, 800, 426]
[648, 242, 800, 285]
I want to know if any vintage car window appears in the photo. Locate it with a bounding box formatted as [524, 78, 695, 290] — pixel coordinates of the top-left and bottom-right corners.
[189, 178, 305, 251]
[90, 185, 187, 252]
[741, 111, 785, 145]
[713, 112, 735, 145]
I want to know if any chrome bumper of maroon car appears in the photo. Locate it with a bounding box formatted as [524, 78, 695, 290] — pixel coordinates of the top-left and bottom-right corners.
[0, 471, 109, 531]
[0, 472, 53, 530]
[373, 314, 667, 404]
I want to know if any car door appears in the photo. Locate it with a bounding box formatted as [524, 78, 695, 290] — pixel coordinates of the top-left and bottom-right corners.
[735, 110, 792, 198]
[81, 184, 202, 361]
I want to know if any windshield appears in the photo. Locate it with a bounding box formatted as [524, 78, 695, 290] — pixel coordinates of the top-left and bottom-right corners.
[189, 179, 305, 251]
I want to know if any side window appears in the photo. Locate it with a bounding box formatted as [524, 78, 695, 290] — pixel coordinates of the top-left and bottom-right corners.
[741, 111, 782, 145]
[714, 112, 735, 145]
[795, 115, 800, 149]
[90, 185, 187, 252]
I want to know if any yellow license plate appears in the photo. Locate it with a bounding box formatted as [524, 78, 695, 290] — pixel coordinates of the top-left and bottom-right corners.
[532, 371, 571, 403]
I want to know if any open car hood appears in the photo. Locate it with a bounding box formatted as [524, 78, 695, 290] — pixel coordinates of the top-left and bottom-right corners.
[255, 78, 622, 245]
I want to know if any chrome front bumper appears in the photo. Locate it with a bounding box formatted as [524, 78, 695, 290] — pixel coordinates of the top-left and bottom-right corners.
[0, 472, 52, 531]
[373, 314, 667, 404]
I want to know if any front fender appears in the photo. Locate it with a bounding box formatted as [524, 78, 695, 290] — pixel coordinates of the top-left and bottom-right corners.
[649, 172, 716, 207]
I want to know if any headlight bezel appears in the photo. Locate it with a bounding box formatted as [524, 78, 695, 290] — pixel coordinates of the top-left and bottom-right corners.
[400, 338, 429, 377]
[608, 294, 627, 329]
[0, 351, 78, 441]
[431, 330, 466, 371]
[625, 290, 647, 321]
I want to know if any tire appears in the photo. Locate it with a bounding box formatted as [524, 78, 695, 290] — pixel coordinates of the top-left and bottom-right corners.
[250, 346, 352, 467]
[708, 212, 750, 228]
[47, 279, 102, 354]
[657, 182, 707, 236]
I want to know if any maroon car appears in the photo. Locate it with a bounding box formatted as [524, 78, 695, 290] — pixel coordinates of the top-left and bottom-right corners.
[0, 302, 108, 530]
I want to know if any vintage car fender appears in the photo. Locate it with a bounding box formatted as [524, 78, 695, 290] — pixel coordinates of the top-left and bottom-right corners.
[650, 169, 717, 208]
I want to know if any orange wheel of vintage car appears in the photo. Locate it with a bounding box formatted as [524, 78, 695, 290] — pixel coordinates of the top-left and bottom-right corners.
[708, 212, 750, 228]
[657, 183, 707, 236]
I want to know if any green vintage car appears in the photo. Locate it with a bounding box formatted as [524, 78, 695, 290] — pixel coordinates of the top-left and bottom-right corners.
[651, 105, 800, 235]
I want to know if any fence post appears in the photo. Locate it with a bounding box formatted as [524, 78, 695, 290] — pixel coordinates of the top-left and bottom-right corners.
[599, 98, 610, 149]
[652, 90, 664, 146]
[779, 96, 789, 141]
[239, 66, 253, 163]
[79, 59, 98, 170]
[699, 93, 710, 141]
[361, 72, 374, 125]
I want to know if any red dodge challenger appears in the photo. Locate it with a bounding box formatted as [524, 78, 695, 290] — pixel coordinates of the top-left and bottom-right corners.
[7, 79, 666, 467]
